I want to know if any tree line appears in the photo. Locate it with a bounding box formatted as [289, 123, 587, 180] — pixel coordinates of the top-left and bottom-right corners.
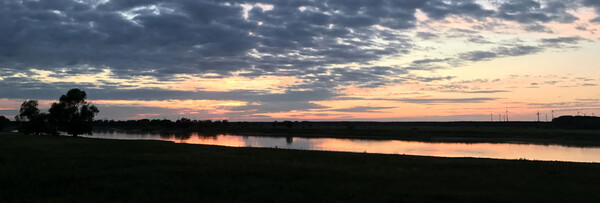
[14, 88, 99, 136]
[552, 116, 600, 130]
[93, 119, 307, 130]
[94, 118, 233, 129]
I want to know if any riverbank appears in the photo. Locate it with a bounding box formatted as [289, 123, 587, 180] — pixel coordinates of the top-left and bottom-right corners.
[95, 125, 600, 147]
[1, 133, 599, 202]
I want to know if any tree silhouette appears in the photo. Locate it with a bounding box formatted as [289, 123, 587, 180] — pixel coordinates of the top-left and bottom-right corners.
[17, 100, 40, 121]
[49, 89, 99, 137]
[16, 100, 53, 135]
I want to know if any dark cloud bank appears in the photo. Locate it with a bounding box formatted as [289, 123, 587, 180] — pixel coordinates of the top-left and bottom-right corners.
[0, 0, 598, 119]
[2, 0, 592, 77]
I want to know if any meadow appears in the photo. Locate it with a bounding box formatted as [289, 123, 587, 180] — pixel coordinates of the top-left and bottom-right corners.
[1, 132, 599, 202]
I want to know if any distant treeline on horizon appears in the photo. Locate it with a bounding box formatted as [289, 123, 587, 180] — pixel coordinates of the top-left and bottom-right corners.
[86, 116, 600, 130]
[4, 115, 599, 132]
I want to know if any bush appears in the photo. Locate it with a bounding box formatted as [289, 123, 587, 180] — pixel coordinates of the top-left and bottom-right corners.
[0, 116, 9, 131]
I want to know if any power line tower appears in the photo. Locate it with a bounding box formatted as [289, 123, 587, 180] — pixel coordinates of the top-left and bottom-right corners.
[551, 110, 554, 119]
[536, 111, 540, 122]
[505, 108, 509, 122]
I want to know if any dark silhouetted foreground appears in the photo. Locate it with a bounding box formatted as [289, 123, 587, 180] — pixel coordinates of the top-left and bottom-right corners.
[15, 88, 98, 136]
[0, 116, 8, 130]
[49, 88, 99, 136]
[553, 116, 600, 130]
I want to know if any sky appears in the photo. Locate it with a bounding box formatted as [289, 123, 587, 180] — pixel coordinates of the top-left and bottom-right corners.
[1, 0, 599, 121]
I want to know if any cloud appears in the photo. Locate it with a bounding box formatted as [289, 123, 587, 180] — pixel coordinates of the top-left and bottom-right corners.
[459, 51, 498, 61]
[462, 90, 510, 94]
[419, 0, 494, 20]
[416, 32, 439, 40]
[0, 76, 339, 102]
[528, 100, 600, 109]
[541, 36, 586, 48]
[0, 0, 596, 83]
[229, 101, 326, 114]
[331, 106, 395, 113]
[1, 0, 590, 79]
[496, 0, 578, 23]
[397, 98, 496, 104]
[582, 0, 600, 23]
[0, 0, 418, 79]
[337, 97, 496, 104]
[459, 45, 542, 62]
[524, 24, 554, 33]
[1, 0, 599, 120]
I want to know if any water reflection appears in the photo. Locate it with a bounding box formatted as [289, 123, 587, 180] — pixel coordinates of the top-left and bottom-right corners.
[85, 130, 600, 163]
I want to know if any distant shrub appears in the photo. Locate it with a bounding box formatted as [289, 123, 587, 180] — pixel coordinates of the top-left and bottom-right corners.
[0, 116, 9, 131]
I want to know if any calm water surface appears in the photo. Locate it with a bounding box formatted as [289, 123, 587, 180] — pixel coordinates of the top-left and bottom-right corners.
[85, 131, 600, 163]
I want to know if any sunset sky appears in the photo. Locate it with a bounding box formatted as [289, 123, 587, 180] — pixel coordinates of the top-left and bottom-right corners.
[1, 0, 599, 121]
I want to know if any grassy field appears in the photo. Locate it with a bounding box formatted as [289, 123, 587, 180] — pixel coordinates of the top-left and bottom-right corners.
[1, 133, 600, 202]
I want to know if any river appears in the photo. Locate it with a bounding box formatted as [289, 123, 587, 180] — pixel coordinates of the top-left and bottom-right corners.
[84, 130, 600, 163]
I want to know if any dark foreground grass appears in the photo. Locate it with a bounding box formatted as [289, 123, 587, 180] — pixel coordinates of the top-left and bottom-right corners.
[1, 133, 599, 202]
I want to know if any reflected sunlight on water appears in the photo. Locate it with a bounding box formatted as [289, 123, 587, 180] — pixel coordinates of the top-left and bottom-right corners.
[85, 131, 600, 163]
